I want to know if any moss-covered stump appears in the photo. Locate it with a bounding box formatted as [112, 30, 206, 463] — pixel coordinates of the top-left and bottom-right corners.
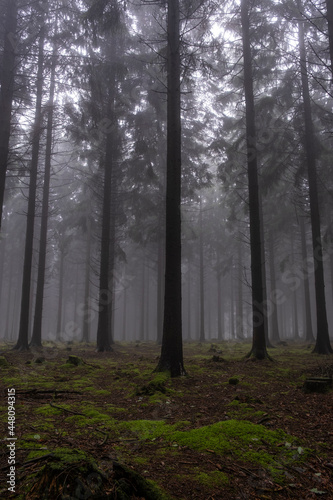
[25, 448, 105, 499]
[67, 355, 83, 366]
[23, 448, 171, 500]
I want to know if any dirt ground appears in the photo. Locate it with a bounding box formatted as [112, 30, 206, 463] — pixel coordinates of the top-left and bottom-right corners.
[0, 341, 333, 499]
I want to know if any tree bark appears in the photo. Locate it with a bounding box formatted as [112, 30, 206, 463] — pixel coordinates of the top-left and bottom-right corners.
[241, 0, 269, 359]
[155, 0, 185, 376]
[298, 11, 332, 354]
[0, 0, 17, 229]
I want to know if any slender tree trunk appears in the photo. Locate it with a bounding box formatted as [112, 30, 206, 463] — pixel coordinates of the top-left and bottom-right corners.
[81, 213, 91, 343]
[298, 11, 332, 353]
[96, 132, 113, 352]
[268, 231, 280, 343]
[299, 216, 315, 342]
[155, 0, 185, 376]
[290, 231, 300, 340]
[14, 20, 45, 351]
[187, 261, 191, 340]
[199, 198, 205, 342]
[217, 273, 222, 341]
[241, 0, 269, 359]
[0, 0, 17, 229]
[230, 269, 235, 340]
[236, 239, 244, 339]
[156, 234, 164, 344]
[140, 257, 145, 341]
[56, 248, 65, 341]
[30, 39, 57, 347]
[122, 287, 127, 341]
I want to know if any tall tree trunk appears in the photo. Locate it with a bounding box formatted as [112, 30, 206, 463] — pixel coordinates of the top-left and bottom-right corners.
[81, 212, 92, 343]
[199, 197, 205, 342]
[299, 216, 315, 342]
[217, 273, 222, 341]
[230, 269, 235, 339]
[268, 231, 280, 343]
[187, 262, 191, 340]
[156, 233, 164, 344]
[14, 19, 45, 351]
[30, 38, 57, 347]
[0, 0, 17, 229]
[139, 257, 145, 341]
[56, 248, 65, 341]
[155, 0, 185, 376]
[241, 0, 269, 359]
[236, 239, 244, 339]
[290, 231, 300, 340]
[298, 10, 332, 354]
[96, 130, 113, 352]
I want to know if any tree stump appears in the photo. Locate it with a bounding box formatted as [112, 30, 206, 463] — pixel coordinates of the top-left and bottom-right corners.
[303, 377, 332, 394]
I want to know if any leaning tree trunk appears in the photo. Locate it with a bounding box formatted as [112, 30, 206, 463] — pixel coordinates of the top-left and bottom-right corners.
[30, 38, 57, 347]
[155, 0, 186, 376]
[298, 10, 332, 354]
[0, 0, 17, 229]
[241, 0, 269, 359]
[14, 20, 45, 351]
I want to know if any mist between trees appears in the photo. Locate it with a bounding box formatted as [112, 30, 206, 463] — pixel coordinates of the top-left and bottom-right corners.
[0, 0, 333, 370]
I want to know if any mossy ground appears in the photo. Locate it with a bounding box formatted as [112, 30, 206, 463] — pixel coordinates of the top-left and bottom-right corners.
[0, 341, 332, 499]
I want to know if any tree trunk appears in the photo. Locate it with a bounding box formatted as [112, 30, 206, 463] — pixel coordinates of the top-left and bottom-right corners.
[298, 10, 332, 354]
[96, 130, 113, 352]
[299, 216, 315, 342]
[14, 19, 45, 351]
[199, 197, 205, 342]
[236, 239, 244, 339]
[156, 234, 164, 344]
[81, 212, 92, 343]
[241, 0, 269, 359]
[30, 38, 57, 347]
[268, 231, 280, 343]
[56, 248, 65, 341]
[0, 0, 17, 229]
[139, 257, 145, 341]
[290, 230, 300, 340]
[155, 0, 185, 376]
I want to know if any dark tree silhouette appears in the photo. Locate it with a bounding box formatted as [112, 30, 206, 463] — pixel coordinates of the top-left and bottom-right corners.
[30, 35, 58, 347]
[155, 0, 186, 376]
[297, 9, 332, 354]
[240, 0, 269, 360]
[14, 15, 45, 351]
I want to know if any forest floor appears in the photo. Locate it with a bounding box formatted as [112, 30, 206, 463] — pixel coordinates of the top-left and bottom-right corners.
[0, 341, 333, 499]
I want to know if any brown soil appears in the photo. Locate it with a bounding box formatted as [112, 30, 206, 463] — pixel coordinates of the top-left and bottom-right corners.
[0, 341, 333, 499]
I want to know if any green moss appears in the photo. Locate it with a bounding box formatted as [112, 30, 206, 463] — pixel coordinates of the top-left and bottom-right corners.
[35, 405, 63, 416]
[196, 471, 229, 487]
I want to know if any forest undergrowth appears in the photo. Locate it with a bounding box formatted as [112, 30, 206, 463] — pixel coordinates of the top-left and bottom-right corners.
[0, 341, 332, 499]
